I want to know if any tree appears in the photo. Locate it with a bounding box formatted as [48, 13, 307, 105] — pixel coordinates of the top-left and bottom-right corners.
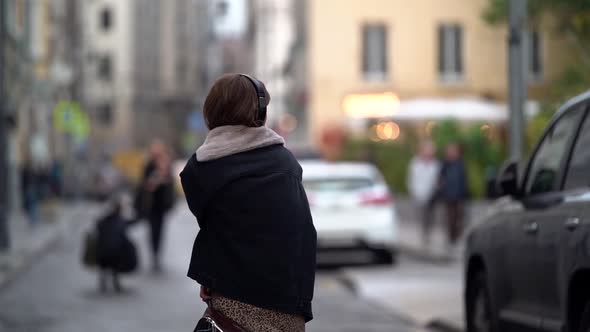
[483, 0, 590, 101]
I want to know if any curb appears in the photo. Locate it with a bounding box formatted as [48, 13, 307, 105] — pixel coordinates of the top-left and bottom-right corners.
[395, 243, 456, 264]
[0, 202, 99, 290]
[337, 257, 465, 332]
[335, 273, 425, 329]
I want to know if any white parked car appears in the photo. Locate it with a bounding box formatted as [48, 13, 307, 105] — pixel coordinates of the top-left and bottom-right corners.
[300, 161, 398, 264]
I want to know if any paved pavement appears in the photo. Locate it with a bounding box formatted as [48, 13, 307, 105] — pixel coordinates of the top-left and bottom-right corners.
[338, 199, 495, 332]
[0, 201, 99, 288]
[341, 259, 464, 332]
[394, 199, 492, 262]
[0, 203, 428, 332]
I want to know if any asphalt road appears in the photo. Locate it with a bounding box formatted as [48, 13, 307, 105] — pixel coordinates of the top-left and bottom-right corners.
[0, 204, 426, 332]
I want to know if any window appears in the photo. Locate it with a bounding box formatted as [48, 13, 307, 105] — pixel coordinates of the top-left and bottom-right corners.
[528, 30, 543, 81]
[100, 8, 112, 31]
[564, 105, 590, 190]
[438, 24, 463, 82]
[98, 104, 113, 125]
[525, 108, 583, 195]
[362, 24, 388, 81]
[98, 56, 112, 81]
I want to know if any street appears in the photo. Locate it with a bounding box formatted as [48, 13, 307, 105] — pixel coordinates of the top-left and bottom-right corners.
[0, 203, 431, 332]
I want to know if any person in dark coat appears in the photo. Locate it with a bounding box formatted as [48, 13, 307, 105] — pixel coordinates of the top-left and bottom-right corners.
[180, 73, 317, 331]
[21, 159, 40, 225]
[137, 140, 175, 272]
[96, 194, 137, 292]
[439, 143, 469, 247]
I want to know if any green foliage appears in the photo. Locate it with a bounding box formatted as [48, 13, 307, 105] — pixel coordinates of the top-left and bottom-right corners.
[483, 0, 590, 104]
[340, 121, 507, 198]
[340, 139, 414, 194]
[550, 64, 590, 101]
[373, 142, 415, 195]
[482, 0, 546, 25]
[431, 120, 462, 152]
[482, 0, 509, 24]
[526, 110, 554, 153]
[482, 0, 590, 30]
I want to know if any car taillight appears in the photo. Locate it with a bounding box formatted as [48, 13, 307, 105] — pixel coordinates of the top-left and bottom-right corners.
[360, 192, 392, 206]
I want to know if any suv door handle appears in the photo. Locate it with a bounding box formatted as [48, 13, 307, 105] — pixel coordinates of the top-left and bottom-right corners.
[523, 222, 539, 234]
[565, 217, 581, 231]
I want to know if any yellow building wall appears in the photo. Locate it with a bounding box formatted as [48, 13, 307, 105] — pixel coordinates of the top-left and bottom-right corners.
[308, 0, 572, 145]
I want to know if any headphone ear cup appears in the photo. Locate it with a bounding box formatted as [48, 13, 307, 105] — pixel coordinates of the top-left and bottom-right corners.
[260, 108, 267, 124]
[239, 74, 267, 125]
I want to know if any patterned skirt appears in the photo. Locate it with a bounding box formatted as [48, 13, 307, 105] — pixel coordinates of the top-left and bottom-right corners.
[210, 296, 305, 332]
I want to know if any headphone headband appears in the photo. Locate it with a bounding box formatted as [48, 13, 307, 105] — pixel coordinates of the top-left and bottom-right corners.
[239, 74, 267, 124]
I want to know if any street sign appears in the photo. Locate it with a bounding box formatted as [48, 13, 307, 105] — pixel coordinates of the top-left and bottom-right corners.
[53, 101, 90, 142]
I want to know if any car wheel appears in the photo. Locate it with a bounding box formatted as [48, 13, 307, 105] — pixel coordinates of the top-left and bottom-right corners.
[580, 302, 590, 332]
[467, 271, 494, 332]
[375, 249, 396, 265]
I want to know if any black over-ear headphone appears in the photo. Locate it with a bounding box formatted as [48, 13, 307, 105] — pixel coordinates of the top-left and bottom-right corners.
[239, 74, 267, 123]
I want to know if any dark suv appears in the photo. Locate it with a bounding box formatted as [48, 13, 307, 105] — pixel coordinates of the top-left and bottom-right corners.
[465, 91, 590, 332]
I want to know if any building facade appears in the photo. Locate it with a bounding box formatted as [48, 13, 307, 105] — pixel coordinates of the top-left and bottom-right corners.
[252, 0, 295, 125]
[82, 0, 135, 154]
[158, 0, 209, 153]
[81, 0, 206, 154]
[307, 0, 572, 145]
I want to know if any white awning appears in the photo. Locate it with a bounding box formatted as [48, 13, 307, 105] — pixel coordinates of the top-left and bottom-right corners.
[391, 98, 508, 122]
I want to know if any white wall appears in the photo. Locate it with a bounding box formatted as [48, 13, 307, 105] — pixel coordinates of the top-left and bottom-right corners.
[82, 0, 134, 150]
[213, 0, 248, 38]
[253, 0, 295, 124]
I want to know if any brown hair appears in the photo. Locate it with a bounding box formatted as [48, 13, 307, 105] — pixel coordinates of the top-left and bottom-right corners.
[203, 73, 271, 130]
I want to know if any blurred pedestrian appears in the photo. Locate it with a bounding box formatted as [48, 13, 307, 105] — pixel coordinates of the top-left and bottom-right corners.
[21, 157, 40, 225]
[136, 139, 175, 272]
[95, 154, 122, 201]
[439, 143, 469, 248]
[50, 160, 64, 197]
[180, 74, 316, 332]
[407, 141, 440, 247]
[95, 193, 138, 293]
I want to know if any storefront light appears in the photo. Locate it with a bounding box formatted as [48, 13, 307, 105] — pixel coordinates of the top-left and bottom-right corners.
[343, 92, 400, 119]
[375, 121, 400, 140]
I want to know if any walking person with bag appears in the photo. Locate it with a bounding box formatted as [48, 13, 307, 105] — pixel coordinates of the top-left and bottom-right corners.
[180, 74, 317, 332]
[136, 139, 176, 273]
[94, 193, 138, 292]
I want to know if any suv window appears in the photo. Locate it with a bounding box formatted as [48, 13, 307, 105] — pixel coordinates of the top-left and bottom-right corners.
[525, 108, 583, 195]
[564, 104, 590, 190]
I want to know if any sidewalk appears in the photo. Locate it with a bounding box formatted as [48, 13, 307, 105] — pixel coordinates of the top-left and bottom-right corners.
[395, 199, 492, 262]
[310, 275, 423, 332]
[0, 203, 427, 332]
[0, 200, 101, 289]
[340, 198, 494, 332]
[341, 261, 465, 332]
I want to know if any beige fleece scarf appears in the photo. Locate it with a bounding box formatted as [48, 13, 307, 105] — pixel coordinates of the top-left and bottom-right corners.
[196, 125, 285, 162]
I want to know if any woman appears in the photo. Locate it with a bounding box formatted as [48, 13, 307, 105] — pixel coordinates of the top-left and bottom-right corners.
[137, 139, 175, 272]
[180, 74, 317, 331]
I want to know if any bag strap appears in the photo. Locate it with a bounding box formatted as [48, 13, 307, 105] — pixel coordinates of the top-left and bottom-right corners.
[202, 306, 249, 332]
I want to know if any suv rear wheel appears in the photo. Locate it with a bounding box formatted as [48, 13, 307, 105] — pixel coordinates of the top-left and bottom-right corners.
[374, 249, 395, 265]
[580, 302, 590, 332]
[467, 271, 494, 332]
